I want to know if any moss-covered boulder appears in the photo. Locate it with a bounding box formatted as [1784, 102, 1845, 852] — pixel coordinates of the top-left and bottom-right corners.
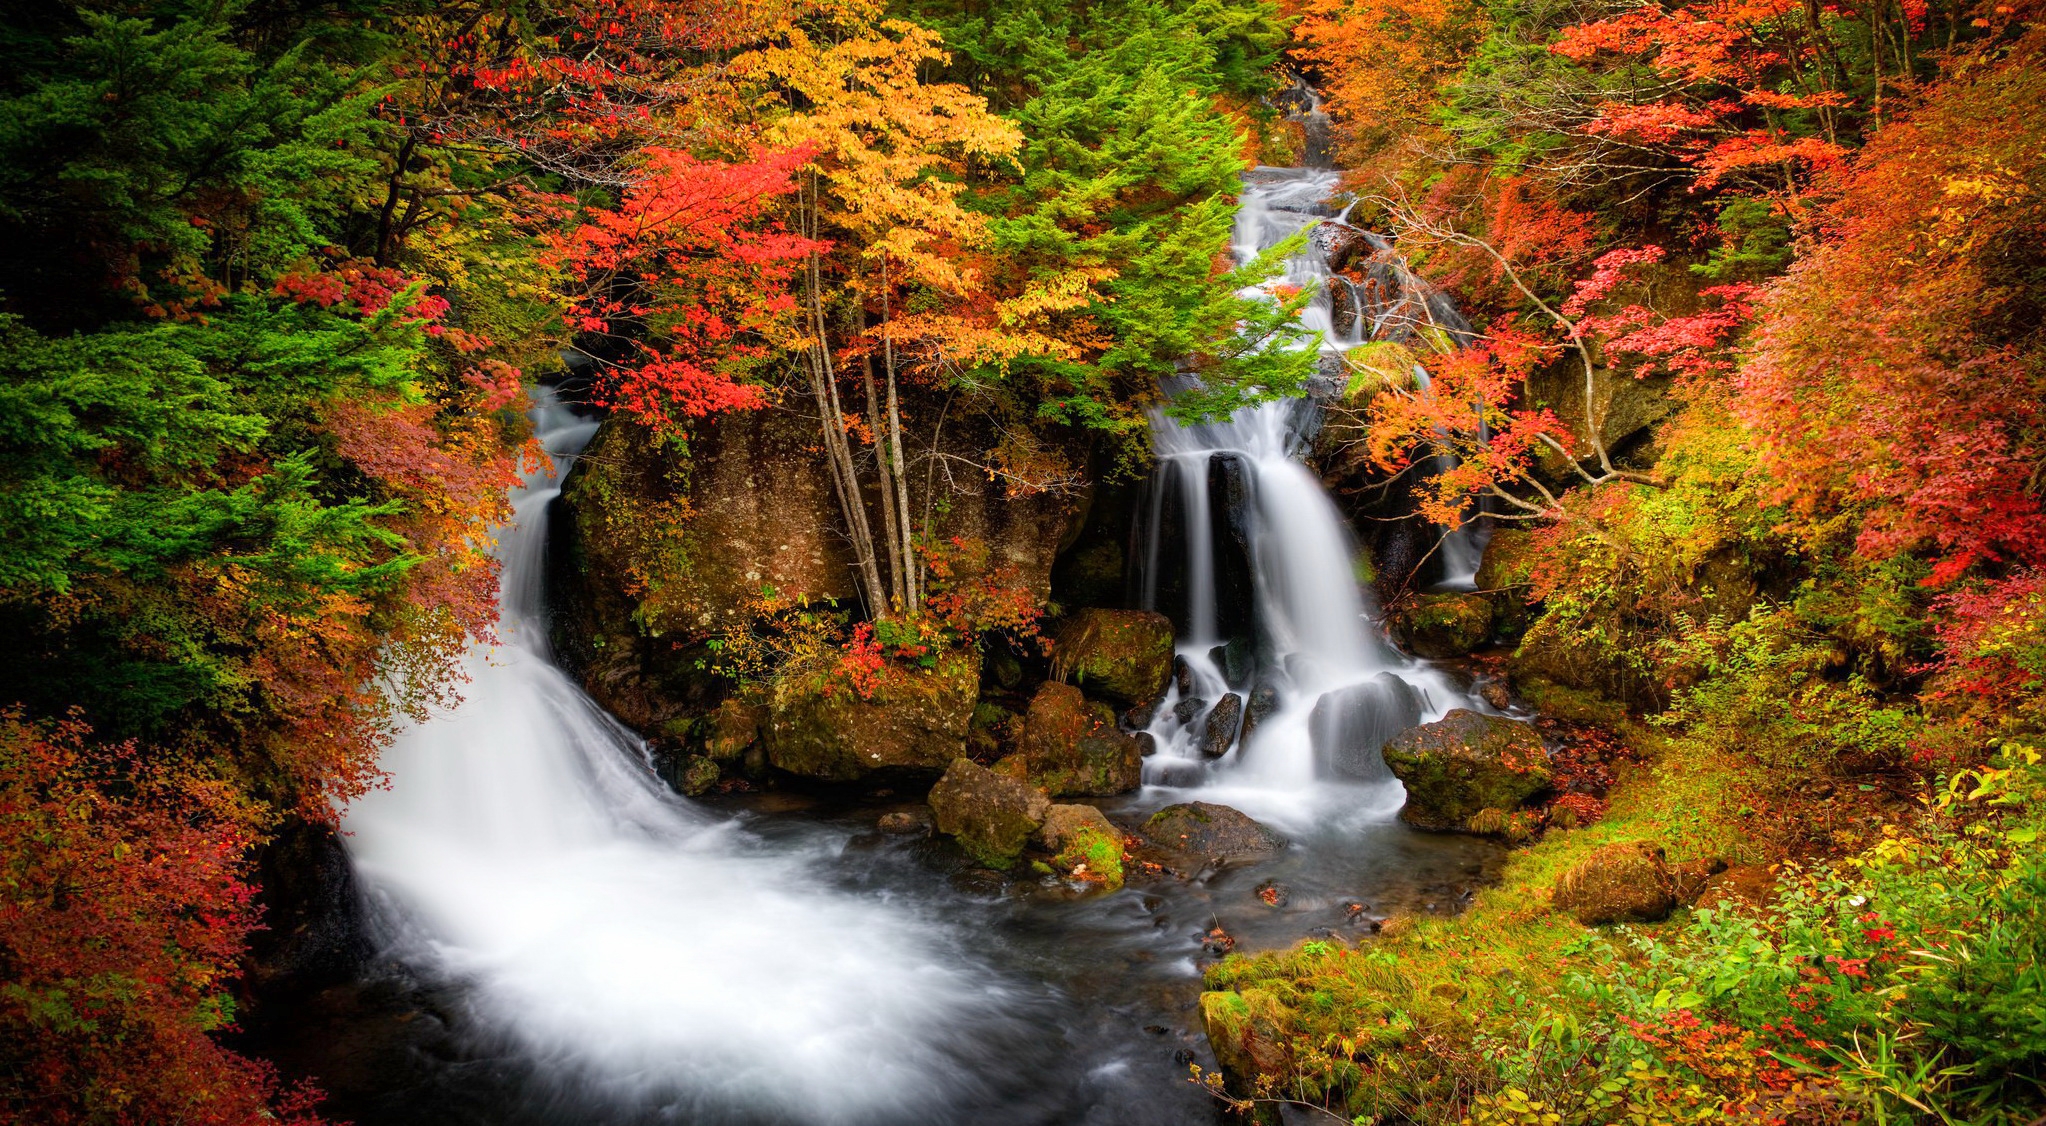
[1392, 592, 1496, 659]
[1143, 802, 1285, 859]
[1050, 609, 1175, 705]
[1474, 527, 1538, 637]
[927, 758, 1052, 869]
[993, 682, 1142, 796]
[1200, 989, 1296, 1097]
[1380, 710, 1550, 831]
[1037, 803, 1125, 890]
[1552, 841, 1675, 925]
[702, 698, 764, 763]
[763, 650, 980, 782]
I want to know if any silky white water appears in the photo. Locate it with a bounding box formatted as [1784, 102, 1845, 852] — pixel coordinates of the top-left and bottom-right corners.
[1136, 160, 1491, 833]
[342, 396, 1000, 1123]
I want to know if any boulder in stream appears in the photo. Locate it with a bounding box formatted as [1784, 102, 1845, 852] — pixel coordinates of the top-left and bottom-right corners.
[1308, 674, 1422, 780]
[1237, 679, 1281, 751]
[994, 682, 1143, 797]
[1051, 609, 1175, 705]
[928, 758, 1052, 870]
[1392, 591, 1496, 659]
[1037, 803, 1125, 890]
[1142, 802, 1285, 859]
[764, 649, 980, 782]
[1381, 709, 1550, 831]
[1201, 693, 1243, 758]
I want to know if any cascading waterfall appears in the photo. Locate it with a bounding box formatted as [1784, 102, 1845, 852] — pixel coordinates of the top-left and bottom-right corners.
[341, 394, 1003, 1124]
[1134, 147, 1494, 818]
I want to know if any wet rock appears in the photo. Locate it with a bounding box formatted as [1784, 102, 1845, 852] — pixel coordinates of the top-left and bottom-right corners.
[1238, 679, 1281, 749]
[1173, 696, 1208, 724]
[1253, 879, 1290, 908]
[1207, 637, 1257, 689]
[1208, 455, 1257, 642]
[1143, 802, 1285, 858]
[1553, 841, 1676, 925]
[1134, 732, 1158, 757]
[995, 682, 1142, 797]
[1173, 655, 1195, 697]
[878, 809, 932, 836]
[703, 698, 764, 762]
[764, 649, 981, 782]
[1037, 803, 1125, 890]
[1200, 990, 1294, 1096]
[1381, 709, 1551, 831]
[1477, 679, 1514, 711]
[1308, 674, 1422, 780]
[1121, 697, 1160, 730]
[1202, 693, 1243, 758]
[1393, 591, 1496, 659]
[1146, 758, 1206, 787]
[1036, 803, 1118, 852]
[928, 758, 1052, 870]
[1200, 926, 1237, 956]
[1050, 608, 1176, 705]
[677, 755, 720, 796]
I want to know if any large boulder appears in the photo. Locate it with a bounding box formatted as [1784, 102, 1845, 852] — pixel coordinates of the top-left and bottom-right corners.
[1143, 802, 1285, 859]
[994, 682, 1143, 797]
[1392, 592, 1495, 659]
[764, 650, 980, 782]
[1309, 674, 1423, 781]
[1201, 693, 1244, 758]
[928, 758, 1052, 869]
[1036, 803, 1125, 890]
[1552, 841, 1676, 925]
[1050, 609, 1175, 705]
[1380, 709, 1550, 831]
[1200, 989, 1296, 1097]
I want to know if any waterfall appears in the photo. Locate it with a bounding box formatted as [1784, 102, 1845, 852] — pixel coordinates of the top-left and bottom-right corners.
[1134, 161, 1486, 816]
[340, 392, 1000, 1123]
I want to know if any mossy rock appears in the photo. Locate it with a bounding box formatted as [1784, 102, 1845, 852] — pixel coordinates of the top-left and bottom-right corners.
[1200, 989, 1296, 1098]
[1392, 592, 1495, 659]
[927, 757, 1052, 870]
[677, 755, 720, 797]
[1050, 608, 1175, 705]
[702, 698, 764, 763]
[1040, 806, 1125, 891]
[1551, 841, 1675, 925]
[1380, 710, 1551, 832]
[993, 682, 1142, 796]
[1143, 802, 1285, 858]
[764, 649, 980, 782]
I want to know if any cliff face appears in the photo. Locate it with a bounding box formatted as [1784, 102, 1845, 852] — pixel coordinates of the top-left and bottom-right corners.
[550, 396, 1093, 738]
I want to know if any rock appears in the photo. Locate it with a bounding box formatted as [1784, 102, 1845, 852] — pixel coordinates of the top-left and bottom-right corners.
[1207, 638, 1257, 689]
[1050, 608, 1176, 705]
[927, 758, 1052, 870]
[1134, 732, 1157, 757]
[1143, 802, 1285, 858]
[1477, 679, 1513, 711]
[1037, 803, 1125, 890]
[1207, 455, 1258, 642]
[1037, 803, 1118, 852]
[1380, 709, 1550, 830]
[1202, 693, 1243, 758]
[1308, 674, 1422, 780]
[996, 682, 1143, 797]
[1122, 698, 1160, 730]
[764, 649, 980, 782]
[1475, 528, 1537, 638]
[1200, 990, 1295, 1097]
[1173, 655, 1195, 697]
[703, 699, 764, 762]
[878, 810, 931, 836]
[1393, 592, 1496, 659]
[1552, 841, 1675, 925]
[1173, 696, 1207, 724]
[1670, 857, 1729, 905]
[1238, 679, 1280, 749]
[677, 755, 720, 796]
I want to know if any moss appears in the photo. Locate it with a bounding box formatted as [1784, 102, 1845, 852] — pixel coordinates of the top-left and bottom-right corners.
[1052, 824, 1125, 891]
[1049, 608, 1174, 704]
[764, 650, 980, 781]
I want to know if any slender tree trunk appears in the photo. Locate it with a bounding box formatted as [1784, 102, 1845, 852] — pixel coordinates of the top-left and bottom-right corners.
[881, 254, 919, 614]
[864, 348, 907, 612]
[799, 179, 889, 616]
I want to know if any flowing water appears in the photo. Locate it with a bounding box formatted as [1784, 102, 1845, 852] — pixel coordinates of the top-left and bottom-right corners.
[296, 147, 1506, 1125]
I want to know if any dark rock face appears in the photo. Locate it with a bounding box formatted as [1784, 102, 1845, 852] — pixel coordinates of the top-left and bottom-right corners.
[995, 681, 1143, 797]
[1552, 841, 1675, 925]
[764, 649, 981, 782]
[1207, 637, 1256, 689]
[1238, 679, 1281, 750]
[1207, 453, 1256, 642]
[702, 698, 764, 762]
[1173, 696, 1207, 724]
[1392, 592, 1496, 659]
[1380, 709, 1551, 831]
[243, 818, 373, 1002]
[927, 758, 1052, 869]
[1202, 692, 1244, 758]
[1051, 608, 1176, 705]
[878, 809, 932, 836]
[1308, 674, 1423, 780]
[1142, 802, 1285, 858]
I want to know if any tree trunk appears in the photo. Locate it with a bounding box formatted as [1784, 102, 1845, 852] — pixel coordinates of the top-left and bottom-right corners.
[881, 254, 920, 614]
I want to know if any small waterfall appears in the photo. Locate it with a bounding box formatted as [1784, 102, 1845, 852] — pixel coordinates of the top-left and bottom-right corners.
[1135, 161, 1488, 812]
[341, 391, 999, 1122]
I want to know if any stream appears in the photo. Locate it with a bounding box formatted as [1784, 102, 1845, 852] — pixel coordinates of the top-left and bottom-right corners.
[274, 148, 1509, 1125]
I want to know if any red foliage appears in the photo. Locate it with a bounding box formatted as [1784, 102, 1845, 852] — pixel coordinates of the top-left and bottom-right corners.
[549, 145, 818, 429]
[0, 713, 328, 1126]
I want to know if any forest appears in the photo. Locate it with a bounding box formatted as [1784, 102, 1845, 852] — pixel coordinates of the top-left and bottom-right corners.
[0, 0, 2041, 1122]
